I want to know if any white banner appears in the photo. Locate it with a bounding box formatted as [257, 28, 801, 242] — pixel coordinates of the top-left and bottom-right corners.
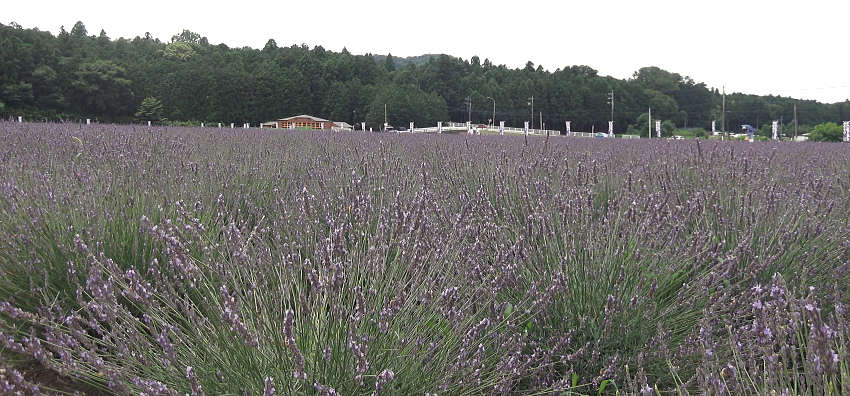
[565, 121, 571, 136]
[772, 121, 778, 140]
[410, 122, 414, 133]
[437, 121, 442, 134]
[321, 122, 325, 130]
[656, 120, 661, 138]
[608, 121, 614, 137]
[361, 122, 366, 131]
[290, 123, 295, 130]
[843, 121, 849, 141]
[711, 120, 716, 133]
[524, 121, 529, 136]
[499, 121, 504, 135]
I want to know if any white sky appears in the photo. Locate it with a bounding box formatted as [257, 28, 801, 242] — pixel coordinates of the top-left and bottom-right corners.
[7, 0, 850, 104]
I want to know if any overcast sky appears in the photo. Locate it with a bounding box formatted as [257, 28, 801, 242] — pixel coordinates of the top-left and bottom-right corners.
[7, 0, 849, 104]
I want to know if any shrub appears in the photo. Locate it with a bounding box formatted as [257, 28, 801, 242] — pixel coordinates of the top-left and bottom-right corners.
[2, 122, 849, 395]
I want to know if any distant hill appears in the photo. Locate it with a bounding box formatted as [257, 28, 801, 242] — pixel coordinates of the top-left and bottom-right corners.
[373, 54, 440, 70]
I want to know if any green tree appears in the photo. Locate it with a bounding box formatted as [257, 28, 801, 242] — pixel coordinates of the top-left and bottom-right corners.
[633, 113, 654, 138]
[662, 120, 677, 137]
[31, 65, 64, 109]
[160, 42, 196, 60]
[171, 30, 206, 45]
[70, 21, 88, 37]
[384, 53, 396, 72]
[809, 122, 843, 142]
[632, 66, 682, 94]
[136, 96, 163, 122]
[70, 60, 135, 118]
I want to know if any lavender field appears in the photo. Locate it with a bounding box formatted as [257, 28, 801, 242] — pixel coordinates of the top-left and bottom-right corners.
[1, 121, 849, 396]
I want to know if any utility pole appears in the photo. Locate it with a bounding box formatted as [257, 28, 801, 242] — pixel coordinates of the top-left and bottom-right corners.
[608, 90, 614, 134]
[722, 86, 726, 140]
[794, 103, 798, 141]
[648, 108, 652, 138]
[487, 96, 495, 128]
[528, 95, 534, 129]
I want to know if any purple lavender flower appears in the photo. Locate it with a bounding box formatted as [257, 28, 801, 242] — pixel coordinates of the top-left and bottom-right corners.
[186, 366, 205, 396]
[263, 377, 275, 396]
[372, 369, 395, 396]
[283, 309, 307, 380]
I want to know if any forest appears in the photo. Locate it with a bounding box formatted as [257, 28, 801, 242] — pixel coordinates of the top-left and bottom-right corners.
[2, 21, 849, 136]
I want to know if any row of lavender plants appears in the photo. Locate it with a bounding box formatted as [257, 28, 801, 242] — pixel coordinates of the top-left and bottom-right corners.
[1, 121, 849, 395]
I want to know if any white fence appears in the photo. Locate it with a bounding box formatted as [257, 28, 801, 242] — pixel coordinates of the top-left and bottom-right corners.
[409, 122, 641, 139]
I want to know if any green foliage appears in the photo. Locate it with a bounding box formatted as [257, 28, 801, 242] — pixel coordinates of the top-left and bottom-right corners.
[632, 66, 681, 93]
[691, 127, 708, 138]
[366, 84, 448, 128]
[809, 121, 843, 142]
[160, 42, 196, 60]
[70, 60, 134, 117]
[170, 29, 206, 45]
[135, 96, 163, 122]
[661, 119, 676, 137]
[383, 53, 396, 72]
[0, 21, 846, 130]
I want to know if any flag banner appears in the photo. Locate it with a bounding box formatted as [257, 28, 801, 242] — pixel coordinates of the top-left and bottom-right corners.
[410, 122, 414, 133]
[361, 122, 366, 131]
[321, 122, 325, 130]
[772, 121, 778, 140]
[499, 121, 504, 135]
[608, 121, 614, 137]
[656, 120, 661, 138]
[843, 121, 850, 142]
[290, 123, 295, 130]
[524, 121, 529, 136]
[566, 121, 571, 136]
[711, 120, 716, 133]
[438, 121, 443, 134]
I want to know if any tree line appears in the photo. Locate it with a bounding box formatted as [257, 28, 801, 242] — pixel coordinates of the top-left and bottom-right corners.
[2, 21, 849, 137]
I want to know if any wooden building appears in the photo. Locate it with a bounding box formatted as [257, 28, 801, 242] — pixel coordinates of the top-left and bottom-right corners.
[261, 115, 350, 130]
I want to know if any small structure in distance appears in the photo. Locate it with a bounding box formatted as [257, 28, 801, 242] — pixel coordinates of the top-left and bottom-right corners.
[261, 115, 352, 131]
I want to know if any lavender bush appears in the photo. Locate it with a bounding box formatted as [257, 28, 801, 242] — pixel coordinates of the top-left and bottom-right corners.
[1, 121, 849, 395]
